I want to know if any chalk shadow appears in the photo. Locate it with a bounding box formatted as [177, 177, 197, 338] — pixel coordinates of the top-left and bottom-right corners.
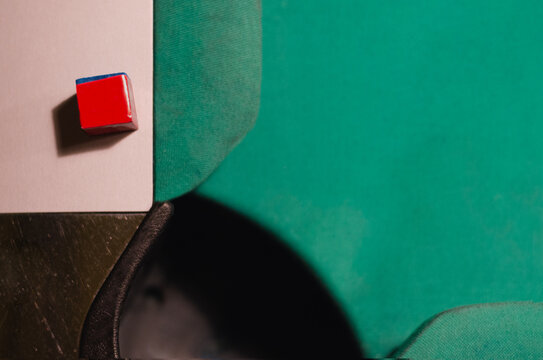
[52, 95, 130, 156]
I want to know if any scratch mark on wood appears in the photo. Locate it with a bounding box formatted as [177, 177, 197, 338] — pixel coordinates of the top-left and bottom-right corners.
[56, 223, 66, 239]
[33, 301, 64, 356]
[13, 218, 24, 239]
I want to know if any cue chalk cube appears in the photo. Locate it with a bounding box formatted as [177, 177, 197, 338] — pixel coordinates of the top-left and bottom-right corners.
[75, 72, 138, 135]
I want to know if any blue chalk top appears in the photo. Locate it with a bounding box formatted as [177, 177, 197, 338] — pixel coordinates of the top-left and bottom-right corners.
[76, 72, 128, 85]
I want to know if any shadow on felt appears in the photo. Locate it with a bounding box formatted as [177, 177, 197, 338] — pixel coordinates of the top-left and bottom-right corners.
[119, 193, 364, 359]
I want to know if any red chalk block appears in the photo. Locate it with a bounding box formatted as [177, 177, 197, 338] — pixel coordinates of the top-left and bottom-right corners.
[75, 73, 138, 135]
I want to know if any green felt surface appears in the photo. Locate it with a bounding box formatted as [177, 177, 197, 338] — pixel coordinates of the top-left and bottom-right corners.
[395, 303, 543, 359]
[154, 0, 261, 201]
[193, 0, 543, 356]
